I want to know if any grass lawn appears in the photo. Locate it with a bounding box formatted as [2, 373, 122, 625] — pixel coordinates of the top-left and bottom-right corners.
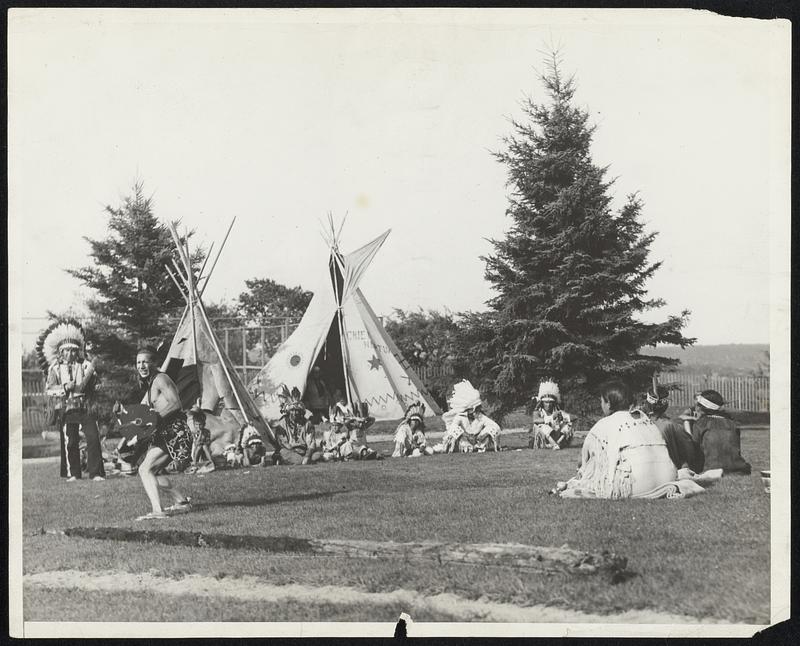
[21, 429, 770, 623]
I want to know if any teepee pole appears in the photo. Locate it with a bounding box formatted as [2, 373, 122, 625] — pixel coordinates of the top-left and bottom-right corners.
[168, 222, 200, 378]
[200, 217, 235, 297]
[195, 296, 251, 425]
[331, 250, 354, 409]
[165, 264, 187, 299]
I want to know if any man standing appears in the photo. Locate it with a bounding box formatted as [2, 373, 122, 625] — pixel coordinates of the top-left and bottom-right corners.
[121, 345, 193, 520]
[38, 319, 105, 481]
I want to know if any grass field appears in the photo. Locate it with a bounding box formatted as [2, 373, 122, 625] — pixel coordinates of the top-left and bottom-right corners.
[21, 429, 770, 624]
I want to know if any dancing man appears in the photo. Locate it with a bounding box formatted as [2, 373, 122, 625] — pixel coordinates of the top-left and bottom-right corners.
[121, 344, 193, 520]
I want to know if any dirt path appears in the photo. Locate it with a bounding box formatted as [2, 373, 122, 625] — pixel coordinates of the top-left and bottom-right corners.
[24, 569, 726, 624]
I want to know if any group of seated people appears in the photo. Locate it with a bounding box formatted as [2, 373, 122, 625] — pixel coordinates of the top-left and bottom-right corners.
[271, 384, 380, 465]
[552, 380, 752, 499]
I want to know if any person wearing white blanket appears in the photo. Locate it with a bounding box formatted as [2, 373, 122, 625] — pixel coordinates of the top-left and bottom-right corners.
[556, 380, 679, 499]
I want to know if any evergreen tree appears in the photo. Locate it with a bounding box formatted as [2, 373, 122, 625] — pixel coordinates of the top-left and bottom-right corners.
[67, 182, 203, 364]
[459, 54, 694, 417]
[237, 278, 312, 324]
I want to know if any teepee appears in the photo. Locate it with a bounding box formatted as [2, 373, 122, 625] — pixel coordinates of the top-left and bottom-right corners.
[160, 219, 280, 453]
[248, 217, 442, 422]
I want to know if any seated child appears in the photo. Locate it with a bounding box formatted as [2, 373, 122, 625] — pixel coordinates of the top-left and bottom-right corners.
[190, 409, 215, 472]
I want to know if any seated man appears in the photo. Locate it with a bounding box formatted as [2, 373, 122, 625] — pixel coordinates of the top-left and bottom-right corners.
[555, 380, 678, 499]
[273, 385, 322, 465]
[529, 380, 573, 450]
[462, 405, 501, 452]
[392, 403, 426, 457]
[689, 390, 751, 474]
[339, 401, 379, 460]
[321, 404, 353, 462]
[440, 379, 482, 453]
[643, 385, 704, 473]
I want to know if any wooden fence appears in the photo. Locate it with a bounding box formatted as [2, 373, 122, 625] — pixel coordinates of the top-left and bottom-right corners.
[20, 360, 769, 436]
[656, 373, 770, 412]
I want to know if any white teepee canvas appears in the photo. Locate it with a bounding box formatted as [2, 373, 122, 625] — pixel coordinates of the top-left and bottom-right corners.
[158, 220, 280, 453]
[248, 223, 442, 422]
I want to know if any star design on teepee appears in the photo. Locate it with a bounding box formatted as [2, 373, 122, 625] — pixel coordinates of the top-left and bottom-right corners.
[368, 355, 381, 371]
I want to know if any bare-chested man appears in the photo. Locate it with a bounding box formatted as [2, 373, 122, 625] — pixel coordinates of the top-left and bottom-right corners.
[120, 345, 193, 520]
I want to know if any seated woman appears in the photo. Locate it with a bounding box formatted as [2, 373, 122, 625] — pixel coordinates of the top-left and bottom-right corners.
[643, 385, 704, 473]
[392, 403, 426, 457]
[555, 380, 678, 499]
[529, 380, 574, 450]
[688, 390, 751, 474]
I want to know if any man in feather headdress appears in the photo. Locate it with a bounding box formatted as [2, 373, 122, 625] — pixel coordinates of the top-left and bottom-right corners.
[529, 380, 574, 450]
[37, 319, 105, 481]
[392, 402, 429, 457]
[273, 385, 322, 465]
[439, 380, 500, 453]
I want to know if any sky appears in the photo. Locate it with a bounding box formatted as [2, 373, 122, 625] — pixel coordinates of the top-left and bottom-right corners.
[8, 8, 791, 349]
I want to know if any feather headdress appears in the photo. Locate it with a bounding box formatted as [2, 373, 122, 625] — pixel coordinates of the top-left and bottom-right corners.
[404, 401, 426, 423]
[277, 384, 306, 416]
[536, 380, 560, 403]
[35, 319, 86, 374]
[447, 379, 482, 414]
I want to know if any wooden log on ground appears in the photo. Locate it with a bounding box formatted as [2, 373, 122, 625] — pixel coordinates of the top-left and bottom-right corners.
[311, 539, 627, 576]
[48, 527, 629, 579]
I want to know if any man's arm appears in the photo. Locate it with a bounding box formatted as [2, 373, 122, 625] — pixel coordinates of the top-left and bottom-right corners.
[150, 373, 182, 416]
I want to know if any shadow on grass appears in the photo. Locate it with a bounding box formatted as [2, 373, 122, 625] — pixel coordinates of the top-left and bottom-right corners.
[193, 490, 345, 511]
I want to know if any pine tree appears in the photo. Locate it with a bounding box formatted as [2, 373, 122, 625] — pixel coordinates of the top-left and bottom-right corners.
[459, 54, 694, 417]
[67, 182, 203, 364]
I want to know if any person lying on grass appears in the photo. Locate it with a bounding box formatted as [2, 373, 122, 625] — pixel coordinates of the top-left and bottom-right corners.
[529, 380, 574, 450]
[238, 423, 267, 467]
[686, 390, 751, 475]
[120, 344, 193, 520]
[273, 385, 322, 465]
[642, 385, 704, 473]
[554, 380, 678, 499]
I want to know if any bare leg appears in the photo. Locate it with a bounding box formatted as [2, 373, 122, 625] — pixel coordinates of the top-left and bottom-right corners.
[201, 445, 215, 467]
[156, 473, 188, 505]
[139, 447, 172, 513]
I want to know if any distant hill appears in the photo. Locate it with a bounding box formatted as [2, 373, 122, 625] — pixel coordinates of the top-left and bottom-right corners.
[642, 344, 769, 377]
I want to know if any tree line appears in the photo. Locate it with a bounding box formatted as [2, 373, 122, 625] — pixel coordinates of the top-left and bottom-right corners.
[40, 53, 693, 422]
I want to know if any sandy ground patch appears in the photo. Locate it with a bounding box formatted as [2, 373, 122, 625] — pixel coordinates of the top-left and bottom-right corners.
[24, 569, 727, 624]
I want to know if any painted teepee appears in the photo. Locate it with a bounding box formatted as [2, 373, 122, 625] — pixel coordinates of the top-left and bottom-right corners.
[248, 216, 441, 422]
[160, 219, 280, 453]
